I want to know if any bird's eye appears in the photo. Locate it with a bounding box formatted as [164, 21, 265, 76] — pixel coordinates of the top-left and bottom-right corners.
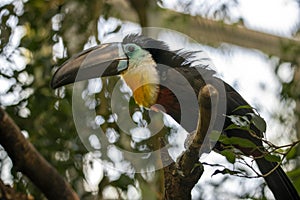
[126, 45, 136, 53]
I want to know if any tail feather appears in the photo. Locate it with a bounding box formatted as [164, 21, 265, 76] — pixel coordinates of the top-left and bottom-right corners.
[256, 158, 300, 200]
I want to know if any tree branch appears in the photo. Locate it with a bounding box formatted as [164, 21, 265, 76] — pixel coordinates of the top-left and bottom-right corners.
[110, 0, 300, 63]
[162, 84, 219, 200]
[0, 107, 79, 200]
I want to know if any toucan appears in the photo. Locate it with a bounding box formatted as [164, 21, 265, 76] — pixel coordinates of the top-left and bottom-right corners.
[51, 34, 299, 200]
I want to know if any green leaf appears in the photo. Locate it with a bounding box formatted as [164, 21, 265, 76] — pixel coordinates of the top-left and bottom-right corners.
[219, 136, 257, 148]
[220, 149, 236, 163]
[232, 105, 253, 112]
[248, 113, 267, 133]
[286, 146, 297, 160]
[264, 154, 281, 162]
[224, 124, 250, 131]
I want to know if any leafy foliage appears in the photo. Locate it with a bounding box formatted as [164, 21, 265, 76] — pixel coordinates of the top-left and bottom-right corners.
[0, 0, 299, 199]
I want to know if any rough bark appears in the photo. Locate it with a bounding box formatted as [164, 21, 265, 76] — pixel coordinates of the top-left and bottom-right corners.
[162, 84, 219, 199]
[0, 108, 79, 200]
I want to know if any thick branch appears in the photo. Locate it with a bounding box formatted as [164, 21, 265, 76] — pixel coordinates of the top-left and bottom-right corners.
[163, 84, 219, 200]
[0, 108, 79, 200]
[152, 9, 300, 63]
[110, 0, 300, 63]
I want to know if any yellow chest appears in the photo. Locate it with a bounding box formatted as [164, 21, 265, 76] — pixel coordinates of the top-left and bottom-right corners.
[122, 62, 159, 108]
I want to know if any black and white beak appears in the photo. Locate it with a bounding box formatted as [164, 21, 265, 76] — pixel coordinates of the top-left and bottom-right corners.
[51, 43, 129, 89]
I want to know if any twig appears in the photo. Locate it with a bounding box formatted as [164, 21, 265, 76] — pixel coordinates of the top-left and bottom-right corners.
[259, 140, 297, 178]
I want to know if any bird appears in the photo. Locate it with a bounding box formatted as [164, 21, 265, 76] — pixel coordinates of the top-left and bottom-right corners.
[51, 34, 299, 200]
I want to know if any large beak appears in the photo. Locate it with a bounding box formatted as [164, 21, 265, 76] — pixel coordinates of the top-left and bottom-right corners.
[51, 43, 128, 89]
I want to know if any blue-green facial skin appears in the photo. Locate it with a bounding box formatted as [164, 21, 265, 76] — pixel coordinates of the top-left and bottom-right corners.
[117, 43, 150, 72]
[123, 43, 143, 58]
[117, 60, 128, 72]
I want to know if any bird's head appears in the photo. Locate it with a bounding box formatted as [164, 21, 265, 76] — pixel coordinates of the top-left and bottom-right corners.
[51, 34, 165, 108]
[51, 34, 169, 85]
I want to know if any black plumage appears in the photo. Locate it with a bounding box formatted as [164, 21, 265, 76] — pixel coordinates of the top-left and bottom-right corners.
[52, 34, 300, 200]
